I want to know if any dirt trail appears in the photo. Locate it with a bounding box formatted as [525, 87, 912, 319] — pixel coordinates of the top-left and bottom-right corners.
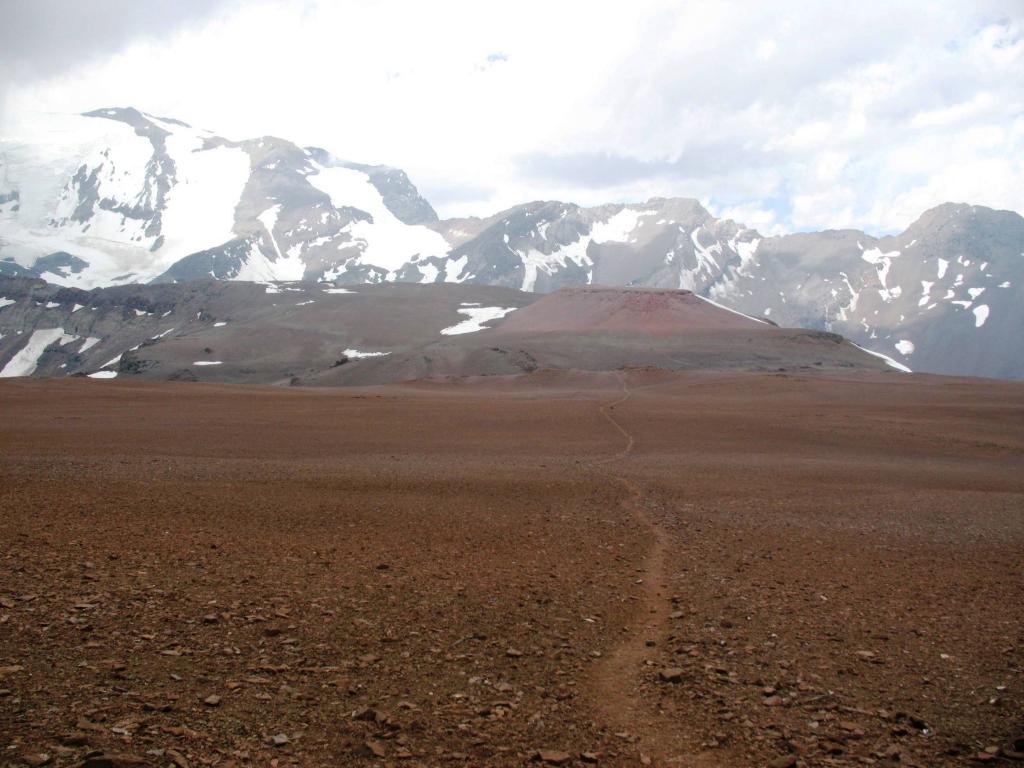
[588, 373, 717, 767]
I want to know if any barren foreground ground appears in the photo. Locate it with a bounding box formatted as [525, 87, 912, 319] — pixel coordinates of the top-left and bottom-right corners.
[1, 371, 1022, 767]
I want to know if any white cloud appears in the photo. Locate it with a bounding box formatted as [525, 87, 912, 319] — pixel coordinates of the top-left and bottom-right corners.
[2, 0, 1022, 235]
[705, 201, 787, 236]
[756, 39, 778, 61]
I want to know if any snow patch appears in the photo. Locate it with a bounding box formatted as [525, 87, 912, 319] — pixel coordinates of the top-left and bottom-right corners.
[237, 238, 306, 283]
[343, 348, 390, 359]
[88, 370, 117, 379]
[418, 263, 439, 283]
[973, 305, 989, 328]
[694, 294, 769, 325]
[445, 255, 468, 282]
[894, 339, 915, 356]
[861, 247, 901, 301]
[590, 207, 653, 244]
[307, 163, 449, 273]
[852, 343, 912, 373]
[193, 361, 222, 366]
[919, 280, 933, 307]
[519, 238, 592, 292]
[441, 306, 518, 335]
[0, 327, 67, 377]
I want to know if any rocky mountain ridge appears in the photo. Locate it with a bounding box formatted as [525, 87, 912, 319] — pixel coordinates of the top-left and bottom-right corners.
[1, 107, 1021, 377]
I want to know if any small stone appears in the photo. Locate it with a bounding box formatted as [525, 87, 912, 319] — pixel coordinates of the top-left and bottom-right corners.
[270, 734, 290, 747]
[202, 694, 221, 707]
[768, 756, 797, 768]
[506, 648, 523, 658]
[580, 752, 600, 764]
[537, 750, 572, 765]
[659, 667, 684, 683]
[23, 754, 51, 767]
[820, 740, 844, 755]
[363, 740, 387, 758]
[78, 753, 150, 768]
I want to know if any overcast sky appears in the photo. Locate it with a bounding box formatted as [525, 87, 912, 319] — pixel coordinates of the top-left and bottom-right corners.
[1, 0, 1021, 233]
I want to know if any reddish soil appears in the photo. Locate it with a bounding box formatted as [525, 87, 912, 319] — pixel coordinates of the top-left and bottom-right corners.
[493, 287, 759, 335]
[1, 371, 1022, 768]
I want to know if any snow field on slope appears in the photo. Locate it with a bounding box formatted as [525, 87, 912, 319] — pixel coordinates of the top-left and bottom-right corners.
[307, 163, 449, 273]
[5, 113, 147, 228]
[517, 207, 659, 292]
[0, 327, 73, 377]
[440, 305, 518, 335]
[851, 342, 912, 373]
[50, 119, 154, 244]
[236, 205, 307, 283]
[154, 128, 250, 270]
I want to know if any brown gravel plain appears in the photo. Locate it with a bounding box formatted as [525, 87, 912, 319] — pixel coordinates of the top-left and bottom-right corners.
[1, 370, 1022, 768]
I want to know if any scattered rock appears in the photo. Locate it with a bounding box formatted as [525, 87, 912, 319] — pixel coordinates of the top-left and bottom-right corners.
[202, 694, 221, 707]
[537, 750, 572, 765]
[78, 753, 150, 768]
[357, 740, 386, 758]
[659, 667, 684, 683]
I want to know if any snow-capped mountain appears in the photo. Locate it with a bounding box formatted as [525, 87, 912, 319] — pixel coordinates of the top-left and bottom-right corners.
[430, 198, 1022, 378]
[1, 107, 1022, 378]
[0, 108, 450, 287]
